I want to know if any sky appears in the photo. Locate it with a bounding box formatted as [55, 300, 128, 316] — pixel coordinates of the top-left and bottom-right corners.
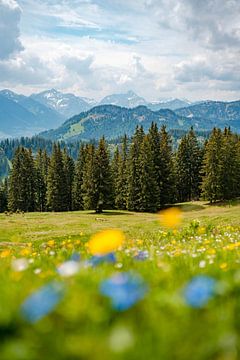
[0, 0, 240, 102]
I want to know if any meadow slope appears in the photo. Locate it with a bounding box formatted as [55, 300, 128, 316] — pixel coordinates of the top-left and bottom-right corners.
[1, 202, 240, 359]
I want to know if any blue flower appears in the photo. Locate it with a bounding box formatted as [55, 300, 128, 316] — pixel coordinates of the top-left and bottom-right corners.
[90, 252, 116, 267]
[21, 282, 64, 323]
[70, 253, 81, 262]
[134, 250, 149, 261]
[100, 272, 147, 311]
[184, 276, 216, 308]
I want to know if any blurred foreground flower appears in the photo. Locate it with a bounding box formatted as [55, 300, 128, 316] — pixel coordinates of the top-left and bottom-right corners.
[12, 258, 29, 272]
[100, 272, 147, 311]
[89, 252, 116, 267]
[109, 325, 135, 353]
[21, 282, 64, 323]
[184, 276, 216, 308]
[134, 250, 149, 261]
[57, 260, 81, 277]
[88, 229, 125, 255]
[159, 207, 182, 228]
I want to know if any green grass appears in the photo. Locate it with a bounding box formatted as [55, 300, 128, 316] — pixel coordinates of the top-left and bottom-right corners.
[1, 202, 240, 359]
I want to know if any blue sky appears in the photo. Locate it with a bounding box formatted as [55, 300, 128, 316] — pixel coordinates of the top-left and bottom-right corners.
[0, 0, 240, 101]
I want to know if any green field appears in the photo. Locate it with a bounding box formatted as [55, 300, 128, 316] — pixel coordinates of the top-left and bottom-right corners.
[1, 202, 240, 359]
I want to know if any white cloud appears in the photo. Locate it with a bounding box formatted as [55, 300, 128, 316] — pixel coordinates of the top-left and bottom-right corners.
[0, 0, 23, 59]
[0, 0, 240, 101]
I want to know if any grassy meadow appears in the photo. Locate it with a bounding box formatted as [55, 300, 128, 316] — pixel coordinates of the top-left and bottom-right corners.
[1, 202, 240, 359]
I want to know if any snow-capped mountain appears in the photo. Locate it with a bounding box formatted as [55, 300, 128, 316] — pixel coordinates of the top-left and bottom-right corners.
[31, 89, 96, 119]
[100, 90, 148, 108]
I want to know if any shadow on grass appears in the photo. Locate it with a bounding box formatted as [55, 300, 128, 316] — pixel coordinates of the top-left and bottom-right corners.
[179, 203, 205, 212]
[86, 211, 134, 216]
[207, 199, 240, 207]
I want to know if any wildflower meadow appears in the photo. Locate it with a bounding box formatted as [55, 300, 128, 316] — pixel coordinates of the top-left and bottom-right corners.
[1, 202, 240, 359]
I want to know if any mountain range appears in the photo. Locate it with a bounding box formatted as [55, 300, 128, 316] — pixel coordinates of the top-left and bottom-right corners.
[0, 89, 192, 138]
[0, 88, 240, 141]
[41, 100, 240, 142]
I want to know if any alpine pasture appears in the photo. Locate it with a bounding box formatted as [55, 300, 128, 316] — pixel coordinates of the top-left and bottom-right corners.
[1, 202, 240, 359]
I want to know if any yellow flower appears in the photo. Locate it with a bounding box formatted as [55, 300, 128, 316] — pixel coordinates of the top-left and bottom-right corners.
[207, 248, 216, 255]
[88, 229, 125, 255]
[220, 262, 228, 270]
[198, 227, 206, 235]
[159, 208, 182, 228]
[47, 240, 55, 247]
[0, 249, 11, 258]
[20, 248, 31, 256]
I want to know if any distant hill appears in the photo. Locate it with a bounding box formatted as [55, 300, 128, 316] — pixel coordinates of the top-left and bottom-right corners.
[175, 100, 240, 129]
[0, 90, 64, 137]
[148, 99, 191, 111]
[40, 105, 205, 142]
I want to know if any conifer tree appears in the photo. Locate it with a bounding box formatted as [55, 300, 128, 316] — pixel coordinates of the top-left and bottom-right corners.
[201, 128, 224, 203]
[47, 144, 68, 211]
[115, 135, 128, 210]
[82, 144, 97, 210]
[94, 137, 114, 213]
[147, 123, 161, 208]
[8, 147, 36, 212]
[138, 135, 159, 212]
[220, 128, 238, 200]
[0, 179, 8, 212]
[159, 125, 176, 206]
[176, 128, 202, 202]
[63, 148, 75, 211]
[72, 144, 86, 210]
[35, 149, 49, 212]
[127, 126, 144, 211]
[112, 145, 120, 208]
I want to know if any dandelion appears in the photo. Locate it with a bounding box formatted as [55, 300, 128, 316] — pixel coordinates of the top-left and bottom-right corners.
[220, 262, 228, 270]
[88, 229, 125, 256]
[100, 272, 147, 311]
[47, 240, 55, 247]
[21, 282, 64, 323]
[0, 249, 11, 258]
[159, 207, 182, 228]
[184, 275, 216, 308]
[20, 248, 31, 257]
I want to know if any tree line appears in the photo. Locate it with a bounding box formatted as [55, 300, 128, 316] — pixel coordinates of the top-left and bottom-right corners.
[0, 125, 239, 213]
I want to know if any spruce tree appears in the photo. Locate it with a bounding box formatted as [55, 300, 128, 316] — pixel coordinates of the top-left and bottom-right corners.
[138, 135, 159, 212]
[35, 149, 49, 212]
[115, 135, 128, 210]
[82, 144, 97, 210]
[0, 179, 8, 212]
[147, 123, 161, 208]
[159, 125, 176, 206]
[63, 148, 75, 211]
[112, 145, 120, 208]
[47, 144, 68, 212]
[72, 144, 86, 210]
[201, 128, 224, 203]
[127, 126, 144, 211]
[8, 147, 36, 212]
[94, 137, 114, 213]
[220, 128, 238, 200]
[176, 128, 202, 202]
